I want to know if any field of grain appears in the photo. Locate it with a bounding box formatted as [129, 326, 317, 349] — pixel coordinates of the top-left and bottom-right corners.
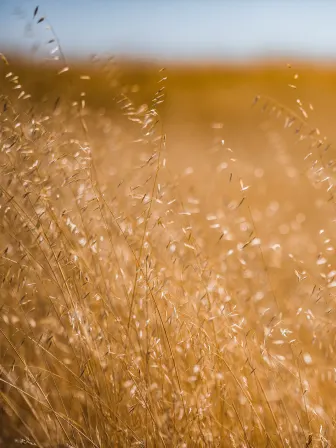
[1, 57, 336, 447]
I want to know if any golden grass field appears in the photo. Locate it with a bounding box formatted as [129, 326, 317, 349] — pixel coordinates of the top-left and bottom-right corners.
[1, 56, 336, 447]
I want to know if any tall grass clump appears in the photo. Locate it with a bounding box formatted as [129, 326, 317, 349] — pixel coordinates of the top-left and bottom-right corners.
[1, 20, 336, 447]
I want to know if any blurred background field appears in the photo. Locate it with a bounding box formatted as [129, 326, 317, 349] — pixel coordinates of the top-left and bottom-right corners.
[4, 58, 336, 234]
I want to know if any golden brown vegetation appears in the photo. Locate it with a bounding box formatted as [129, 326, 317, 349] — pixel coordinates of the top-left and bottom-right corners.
[1, 52, 336, 447]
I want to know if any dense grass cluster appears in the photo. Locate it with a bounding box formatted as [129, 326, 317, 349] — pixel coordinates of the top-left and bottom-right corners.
[1, 54, 336, 447]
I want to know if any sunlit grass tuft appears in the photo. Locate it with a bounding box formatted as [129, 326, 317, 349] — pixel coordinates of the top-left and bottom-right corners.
[1, 45, 336, 447]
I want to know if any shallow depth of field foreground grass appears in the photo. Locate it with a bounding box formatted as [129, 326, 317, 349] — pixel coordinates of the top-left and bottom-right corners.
[2, 57, 336, 447]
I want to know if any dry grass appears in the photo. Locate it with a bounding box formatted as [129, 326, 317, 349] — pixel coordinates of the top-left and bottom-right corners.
[1, 50, 336, 447]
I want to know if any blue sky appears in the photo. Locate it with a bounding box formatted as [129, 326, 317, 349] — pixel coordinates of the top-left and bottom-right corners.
[0, 0, 336, 62]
